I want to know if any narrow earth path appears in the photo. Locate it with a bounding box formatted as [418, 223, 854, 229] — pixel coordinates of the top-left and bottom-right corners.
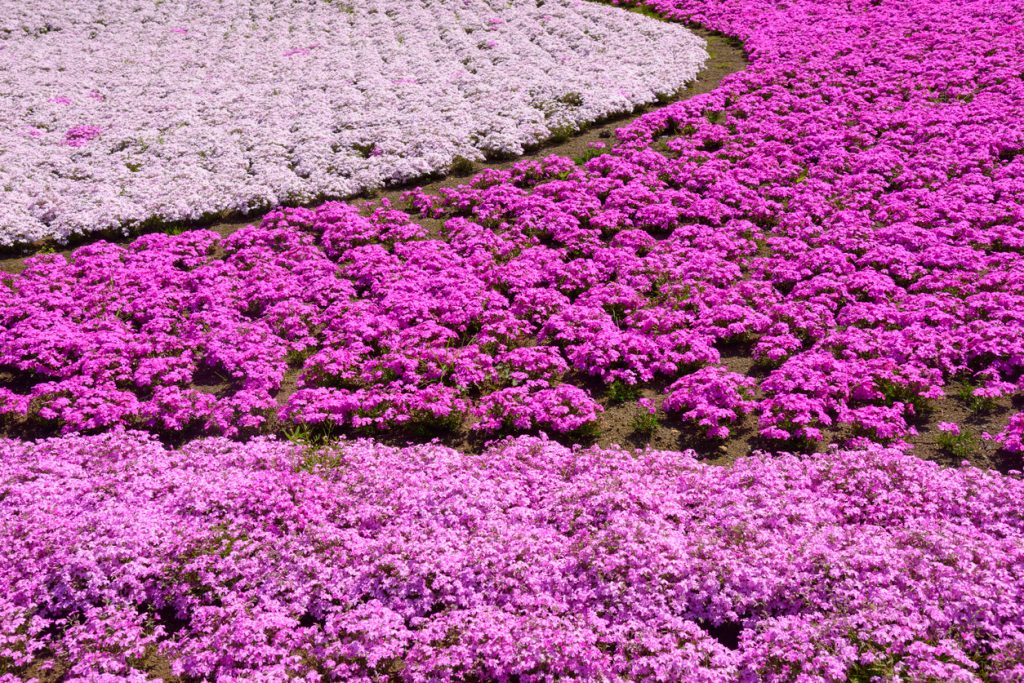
[0, 20, 757, 465]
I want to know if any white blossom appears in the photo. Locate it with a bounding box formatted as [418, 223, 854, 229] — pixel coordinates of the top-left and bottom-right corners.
[0, 0, 706, 245]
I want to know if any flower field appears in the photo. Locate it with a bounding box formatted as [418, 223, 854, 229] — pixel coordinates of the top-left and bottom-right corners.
[3, 433, 1024, 681]
[4, 0, 1024, 679]
[0, 0, 705, 247]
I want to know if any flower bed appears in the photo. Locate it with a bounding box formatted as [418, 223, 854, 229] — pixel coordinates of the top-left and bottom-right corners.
[5, 0, 1024, 454]
[0, 150, 1019, 453]
[0, 0, 706, 246]
[2, 432, 1023, 680]
[4, 0, 1024, 678]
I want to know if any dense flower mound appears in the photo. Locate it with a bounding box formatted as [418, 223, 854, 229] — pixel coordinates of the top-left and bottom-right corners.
[1, 432, 1023, 681]
[5, 0, 1024, 454]
[0, 0, 706, 246]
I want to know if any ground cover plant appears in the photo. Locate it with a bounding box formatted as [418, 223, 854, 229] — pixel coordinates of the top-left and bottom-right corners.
[3, 0, 1023, 458]
[2, 432, 1024, 681]
[4, 0, 1024, 679]
[0, 0, 706, 247]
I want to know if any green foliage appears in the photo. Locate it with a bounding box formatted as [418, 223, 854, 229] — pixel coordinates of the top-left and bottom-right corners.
[448, 155, 476, 177]
[632, 410, 659, 437]
[703, 109, 724, 124]
[286, 423, 342, 473]
[606, 380, 640, 405]
[404, 410, 466, 438]
[937, 428, 979, 460]
[558, 91, 583, 107]
[846, 660, 896, 683]
[875, 378, 932, 416]
[286, 346, 316, 368]
[566, 419, 601, 443]
[574, 145, 610, 165]
[953, 382, 997, 413]
[352, 142, 376, 159]
[549, 124, 577, 144]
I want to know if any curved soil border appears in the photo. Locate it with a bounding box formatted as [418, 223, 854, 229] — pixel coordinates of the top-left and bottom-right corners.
[0, 8, 1011, 470]
[0, 26, 747, 273]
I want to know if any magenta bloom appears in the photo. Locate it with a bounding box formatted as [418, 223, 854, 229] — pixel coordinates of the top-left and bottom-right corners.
[63, 125, 101, 147]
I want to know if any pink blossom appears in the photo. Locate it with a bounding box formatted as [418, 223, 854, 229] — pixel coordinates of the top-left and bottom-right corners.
[63, 124, 101, 147]
[0, 432, 1021, 679]
[938, 422, 961, 435]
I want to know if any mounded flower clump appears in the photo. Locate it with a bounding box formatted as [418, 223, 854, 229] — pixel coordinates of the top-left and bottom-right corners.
[0, 0, 706, 246]
[2, 432, 1024, 681]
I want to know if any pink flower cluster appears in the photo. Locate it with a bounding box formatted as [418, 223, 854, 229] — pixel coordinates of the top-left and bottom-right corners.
[475, 381, 603, 434]
[0, 188, 613, 437]
[2, 432, 1023, 681]
[1000, 414, 1024, 453]
[61, 125, 101, 148]
[663, 366, 755, 438]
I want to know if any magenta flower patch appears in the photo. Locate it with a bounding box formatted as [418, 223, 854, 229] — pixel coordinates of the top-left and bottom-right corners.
[62, 124, 101, 147]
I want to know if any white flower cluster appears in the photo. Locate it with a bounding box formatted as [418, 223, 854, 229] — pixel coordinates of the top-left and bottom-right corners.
[0, 0, 706, 246]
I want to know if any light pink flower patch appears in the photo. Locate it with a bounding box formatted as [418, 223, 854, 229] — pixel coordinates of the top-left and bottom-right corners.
[0, 0, 705, 246]
[1, 433, 1023, 679]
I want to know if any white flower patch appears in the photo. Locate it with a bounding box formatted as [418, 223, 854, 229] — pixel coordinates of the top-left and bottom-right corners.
[0, 0, 706, 246]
